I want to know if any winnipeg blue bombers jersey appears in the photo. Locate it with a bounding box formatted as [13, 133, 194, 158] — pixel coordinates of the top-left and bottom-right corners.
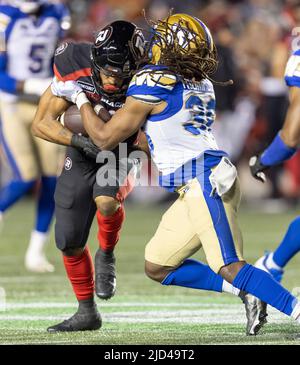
[127, 65, 227, 190]
[284, 49, 300, 87]
[0, 2, 69, 95]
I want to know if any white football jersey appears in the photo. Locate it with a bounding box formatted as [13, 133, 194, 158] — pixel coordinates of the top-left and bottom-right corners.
[127, 66, 226, 189]
[0, 3, 68, 100]
[6, 16, 60, 80]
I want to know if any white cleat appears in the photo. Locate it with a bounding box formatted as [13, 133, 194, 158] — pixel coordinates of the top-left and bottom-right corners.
[25, 230, 55, 273]
[25, 254, 55, 273]
[255, 253, 284, 282]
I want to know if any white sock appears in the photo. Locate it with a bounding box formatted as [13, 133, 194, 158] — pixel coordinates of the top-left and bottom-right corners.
[265, 252, 283, 271]
[26, 230, 48, 257]
[222, 280, 240, 296]
[291, 301, 300, 322]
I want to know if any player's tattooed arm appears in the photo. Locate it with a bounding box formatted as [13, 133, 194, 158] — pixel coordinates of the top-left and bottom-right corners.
[31, 86, 73, 145]
[79, 96, 154, 150]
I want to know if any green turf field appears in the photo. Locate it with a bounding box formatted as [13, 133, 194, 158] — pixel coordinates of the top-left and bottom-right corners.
[0, 198, 300, 345]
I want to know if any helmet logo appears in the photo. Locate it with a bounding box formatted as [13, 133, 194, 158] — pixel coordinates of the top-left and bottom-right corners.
[167, 24, 194, 49]
[95, 26, 113, 48]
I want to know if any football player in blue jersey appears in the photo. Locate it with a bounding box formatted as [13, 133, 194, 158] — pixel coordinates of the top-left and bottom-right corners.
[49, 13, 300, 336]
[248, 46, 300, 326]
[0, 0, 70, 272]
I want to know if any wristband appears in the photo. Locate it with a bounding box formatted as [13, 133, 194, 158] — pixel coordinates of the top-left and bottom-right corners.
[75, 92, 90, 110]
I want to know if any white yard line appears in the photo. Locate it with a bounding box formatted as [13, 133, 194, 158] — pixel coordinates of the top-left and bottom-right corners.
[0, 307, 290, 324]
[4, 302, 242, 309]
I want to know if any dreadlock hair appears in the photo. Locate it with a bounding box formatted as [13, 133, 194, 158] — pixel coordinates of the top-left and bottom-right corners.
[140, 11, 232, 86]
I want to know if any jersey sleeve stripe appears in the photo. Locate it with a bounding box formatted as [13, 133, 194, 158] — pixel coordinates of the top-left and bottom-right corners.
[53, 64, 64, 81]
[53, 64, 91, 81]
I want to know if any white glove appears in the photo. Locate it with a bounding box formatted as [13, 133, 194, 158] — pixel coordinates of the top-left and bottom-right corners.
[23, 78, 52, 96]
[51, 79, 82, 102]
[51, 78, 90, 109]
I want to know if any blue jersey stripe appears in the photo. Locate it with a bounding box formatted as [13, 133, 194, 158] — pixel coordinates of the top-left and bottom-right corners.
[159, 150, 227, 191]
[198, 164, 239, 266]
[0, 121, 22, 180]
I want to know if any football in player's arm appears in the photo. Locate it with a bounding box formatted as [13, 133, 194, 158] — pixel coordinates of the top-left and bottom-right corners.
[32, 85, 100, 159]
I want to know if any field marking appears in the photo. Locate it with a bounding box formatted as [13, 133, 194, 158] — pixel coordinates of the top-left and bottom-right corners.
[0, 306, 291, 325]
[5, 302, 245, 309]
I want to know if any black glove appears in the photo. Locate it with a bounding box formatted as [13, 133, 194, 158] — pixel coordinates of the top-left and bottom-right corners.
[249, 154, 268, 182]
[71, 134, 100, 159]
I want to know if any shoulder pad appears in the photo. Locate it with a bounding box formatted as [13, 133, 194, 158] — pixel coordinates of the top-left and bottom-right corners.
[132, 69, 177, 91]
[54, 41, 69, 57]
[54, 42, 91, 81]
[284, 52, 300, 87]
[0, 8, 12, 33]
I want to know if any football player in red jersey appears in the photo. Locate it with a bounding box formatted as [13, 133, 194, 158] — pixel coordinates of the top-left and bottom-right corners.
[31, 20, 145, 332]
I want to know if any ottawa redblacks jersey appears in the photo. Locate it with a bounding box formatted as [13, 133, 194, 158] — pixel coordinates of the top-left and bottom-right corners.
[53, 41, 138, 147]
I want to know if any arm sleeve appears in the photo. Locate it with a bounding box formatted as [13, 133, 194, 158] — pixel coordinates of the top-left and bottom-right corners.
[260, 132, 296, 166]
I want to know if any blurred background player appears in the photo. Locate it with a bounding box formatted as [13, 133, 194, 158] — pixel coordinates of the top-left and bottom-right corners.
[249, 37, 300, 321]
[0, 0, 70, 272]
[32, 20, 145, 331]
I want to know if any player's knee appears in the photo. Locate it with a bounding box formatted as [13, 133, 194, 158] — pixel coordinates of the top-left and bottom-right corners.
[55, 225, 86, 252]
[95, 196, 120, 216]
[62, 247, 85, 257]
[218, 261, 246, 284]
[145, 260, 170, 283]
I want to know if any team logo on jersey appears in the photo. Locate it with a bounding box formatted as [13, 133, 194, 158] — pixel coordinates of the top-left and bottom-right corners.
[64, 157, 72, 171]
[55, 42, 69, 56]
[94, 26, 113, 47]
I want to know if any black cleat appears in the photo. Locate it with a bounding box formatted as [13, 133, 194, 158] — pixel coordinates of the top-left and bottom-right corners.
[47, 309, 102, 333]
[239, 291, 268, 336]
[95, 249, 116, 300]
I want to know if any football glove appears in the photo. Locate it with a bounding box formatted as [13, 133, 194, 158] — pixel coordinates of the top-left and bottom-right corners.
[249, 154, 268, 183]
[71, 134, 100, 159]
[51, 79, 84, 104]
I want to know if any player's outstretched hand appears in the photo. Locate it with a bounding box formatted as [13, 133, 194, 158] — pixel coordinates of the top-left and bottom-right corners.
[51, 78, 83, 104]
[249, 155, 267, 183]
[71, 134, 100, 159]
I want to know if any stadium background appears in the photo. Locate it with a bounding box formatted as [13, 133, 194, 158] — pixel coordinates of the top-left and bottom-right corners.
[0, 0, 300, 345]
